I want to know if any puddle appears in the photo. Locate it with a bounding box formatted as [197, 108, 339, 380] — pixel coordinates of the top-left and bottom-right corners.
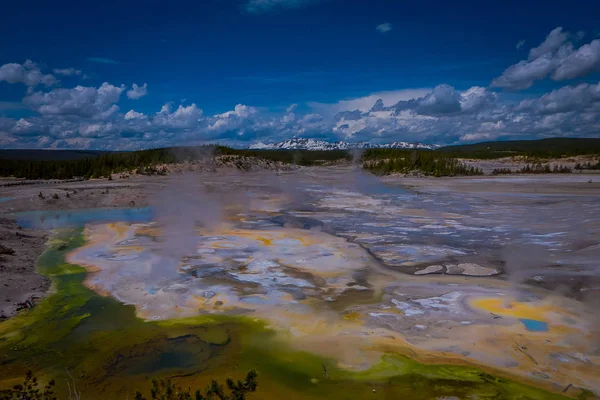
[519, 318, 549, 332]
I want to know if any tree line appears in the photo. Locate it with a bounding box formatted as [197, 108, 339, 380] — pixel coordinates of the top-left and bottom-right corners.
[492, 163, 573, 175]
[363, 149, 483, 176]
[0, 146, 352, 180]
[4, 140, 598, 180]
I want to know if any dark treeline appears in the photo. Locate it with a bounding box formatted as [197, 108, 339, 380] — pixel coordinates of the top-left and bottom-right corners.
[438, 138, 600, 159]
[0, 147, 178, 180]
[0, 146, 352, 180]
[575, 161, 600, 171]
[2, 138, 598, 180]
[363, 149, 483, 176]
[492, 163, 573, 175]
[217, 147, 352, 165]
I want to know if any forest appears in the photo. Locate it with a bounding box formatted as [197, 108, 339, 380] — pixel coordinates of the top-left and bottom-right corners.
[363, 149, 483, 176]
[438, 137, 600, 159]
[0, 146, 352, 180]
[1, 137, 599, 180]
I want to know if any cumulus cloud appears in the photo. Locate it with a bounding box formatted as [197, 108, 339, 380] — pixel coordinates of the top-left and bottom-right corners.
[53, 68, 82, 76]
[552, 39, 600, 80]
[154, 103, 203, 128]
[415, 84, 462, 115]
[4, 79, 600, 150]
[376, 23, 393, 34]
[244, 0, 321, 14]
[124, 109, 146, 120]
[493, 27, 600, 90]
[309, 89, 432, 115]
[23, 82, 125, 118]
[3, 45, 600, 150]
[0, 60, 57, 87]
[127, 83, 148, 99]
[528, 27, 569, 61]
[517, 81, 600, 114]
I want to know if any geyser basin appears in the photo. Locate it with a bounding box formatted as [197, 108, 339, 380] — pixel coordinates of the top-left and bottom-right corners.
[63, 220, 600, 395]
[68, 222, 372, 321]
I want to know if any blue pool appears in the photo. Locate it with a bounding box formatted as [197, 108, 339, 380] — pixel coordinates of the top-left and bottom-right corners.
[519, 318, 549, 332]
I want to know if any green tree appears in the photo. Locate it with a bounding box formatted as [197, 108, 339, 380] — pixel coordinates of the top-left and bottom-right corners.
[0, 371, 57, 400]
[134, 370, 258, 400]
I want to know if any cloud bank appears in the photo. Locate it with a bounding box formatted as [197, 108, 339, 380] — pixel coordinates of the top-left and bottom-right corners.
[492, 27, 600, 90]
[1, 27, 599, 150]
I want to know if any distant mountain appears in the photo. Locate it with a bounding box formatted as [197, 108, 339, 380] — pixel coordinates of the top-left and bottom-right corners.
[248, 138, 440, 151]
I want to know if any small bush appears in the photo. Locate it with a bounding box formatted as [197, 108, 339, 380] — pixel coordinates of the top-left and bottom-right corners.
[492, 168, 512, 175]
[0, 371, 56, 400]
[134, 370, 258, 400]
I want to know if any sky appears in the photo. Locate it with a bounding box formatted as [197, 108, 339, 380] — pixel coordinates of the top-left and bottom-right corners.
[1, 0, 600, 150]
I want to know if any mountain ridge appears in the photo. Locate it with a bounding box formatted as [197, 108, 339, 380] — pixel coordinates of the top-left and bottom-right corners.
[248, 138, 439, 151]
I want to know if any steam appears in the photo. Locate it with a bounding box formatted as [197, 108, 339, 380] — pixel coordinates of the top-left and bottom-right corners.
[149, 172, 223, 281]
[501, 244, 552, 285]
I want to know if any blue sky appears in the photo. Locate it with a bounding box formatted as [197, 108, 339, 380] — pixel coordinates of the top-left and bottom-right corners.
[1, 0, 600, 149]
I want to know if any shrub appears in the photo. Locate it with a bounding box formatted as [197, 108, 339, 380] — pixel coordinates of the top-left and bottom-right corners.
[0, 371, 57, 400]
[134, 370, 258, 400]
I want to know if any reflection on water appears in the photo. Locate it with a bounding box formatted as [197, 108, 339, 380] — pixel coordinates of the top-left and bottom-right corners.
[12, 207, 153, 229]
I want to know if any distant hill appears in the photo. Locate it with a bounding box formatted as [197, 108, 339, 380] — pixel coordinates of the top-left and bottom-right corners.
[0, 149, 110, 161]
[439, 138, 600, 158]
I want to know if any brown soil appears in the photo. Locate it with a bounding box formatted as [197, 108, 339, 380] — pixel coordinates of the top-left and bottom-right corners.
[0, 218, 48, 321]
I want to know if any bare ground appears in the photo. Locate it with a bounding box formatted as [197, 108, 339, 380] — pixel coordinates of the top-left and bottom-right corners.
[0, 218, 48, 321]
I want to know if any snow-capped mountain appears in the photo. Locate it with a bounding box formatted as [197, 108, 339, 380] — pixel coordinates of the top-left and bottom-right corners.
[248, 138, 439, 151]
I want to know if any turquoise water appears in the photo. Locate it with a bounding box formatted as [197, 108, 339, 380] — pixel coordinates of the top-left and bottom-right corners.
[519, 318, 549, 332]
[0, 197, 13, 203]
[12, 207, 153, 229]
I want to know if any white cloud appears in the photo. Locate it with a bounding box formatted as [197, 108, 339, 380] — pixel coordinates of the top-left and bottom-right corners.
[154, 103, 203, 128]
[551, 39, 600, 80]
[309, 89, 431, 115]
[3, 53, 600, 150]
[460, 86, 497, 113]
[491, 53, 558, 90]
[127, 83, 148, 99]
[124, 110, 146, 120]
[517, 81, 600, 114]
[492, 27, 600, 90]
[53, 68, 82, 76]
[460, 132, 497, 142]
[0, 60, 57, 87]
[528, 27, 569, 61]
[516, 40, 526, 50]
[209, 104, 259, 133]
[23, 82, 125, 118]
[12, 118, 35, 133]
[415, 84, 462, 115]
[376, 23, 393, 34]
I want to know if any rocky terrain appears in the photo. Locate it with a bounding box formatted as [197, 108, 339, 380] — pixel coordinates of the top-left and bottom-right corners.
[0, 218, 48, 321]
